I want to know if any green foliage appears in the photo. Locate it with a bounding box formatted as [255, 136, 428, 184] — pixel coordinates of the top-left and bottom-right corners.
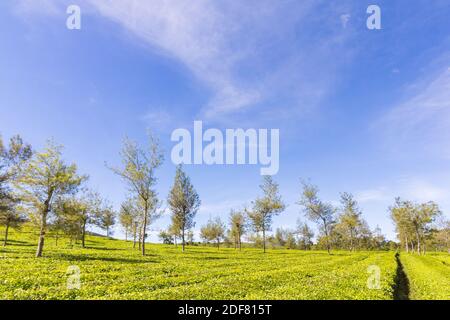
[400, 253, 450, 300]
[96, 205, 116, 237]
[229, 209, 246, 249]
[14, 141, 86, 257]
[200, 217, 226, 248]
[298, 181, 335, 253]
[119, 198, 140, 241]
[390, 198, 442, 254]
[0, 227, 403, 300]
[110, 135, 163, 255]
[167, 165, 200, 251]
[247, 176, 285, 252]
[0, 134, 33, 245]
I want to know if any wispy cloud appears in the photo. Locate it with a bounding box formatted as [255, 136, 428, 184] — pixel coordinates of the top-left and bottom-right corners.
[198, 199, 250, 217]
[11, 0, 357, 122]
[379, 65, 450, 158]
[74, 0, 355, 122]
[141, 109, 172, 131]
[14, 0, 61, 16]
[356, 178, 449, 205]
[356, 188, 390, 203]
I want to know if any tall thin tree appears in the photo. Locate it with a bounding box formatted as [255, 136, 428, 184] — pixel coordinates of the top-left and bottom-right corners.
[15, 141, 85, 257]
[298, 181, 335, 254]
[109, 134, 163, 256]
[167, 165, 200, 252]
[247, 176, 285, 253]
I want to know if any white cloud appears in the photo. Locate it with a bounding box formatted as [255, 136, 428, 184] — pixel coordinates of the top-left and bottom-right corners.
[400, 179, 447, 203]
[79, 0, 354, 121]
[356, 178, 449, 205]
[356, 188, 389, 203]
[12, 0, 357, 122]
[14, 0, 62, 16]
[198, 199, 250, 217]
[142, 109, 172, 129]
[380, 66, 450, 158]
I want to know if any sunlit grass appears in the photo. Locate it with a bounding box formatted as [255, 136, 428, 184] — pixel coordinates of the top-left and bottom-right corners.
[1, 227, 445, 300]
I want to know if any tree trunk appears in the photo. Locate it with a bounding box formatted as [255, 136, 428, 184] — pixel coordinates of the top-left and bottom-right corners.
[182, 229, 186, 252]
[141, 201, 148, 256]
[36, 206, 49, 258]
[405, 235, 409, 253]
[81, 219, 86, 248]
[322, 219, 331, 254]
[416, 231, 421, 255]
[349, 229, 354, 252]
[138, 235, 141, 250]
[141, 220, 147, 256]
[262, 229, 266, 253]
[3, 222, 10, 247]
[133, 222, 137, 249]
[239, 233, 242, 251]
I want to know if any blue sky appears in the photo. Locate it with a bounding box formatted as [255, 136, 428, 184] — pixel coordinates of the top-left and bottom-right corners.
[1, 0, 449, 241]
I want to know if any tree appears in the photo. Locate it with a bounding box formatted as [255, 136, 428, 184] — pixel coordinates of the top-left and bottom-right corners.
[119, 197, 140, 241]
[433, 219, 449, 252]
[109, 135, 163, 256]
[15, 141, 85, 257]
[390, 198, 441, 255]
[229, 209, 246, 250]
[167, 165, 200, 252]
[52, 197, 84, 245]
[159, 230, 174, 244]
[336, 192, 364, 251]
[285, 231, 297, 249]
[411, 202, 441, 254]
[247, 176, 285, 253]
[298, 181, 335, 254]
[200, 217, 226, 249]
[187, 230, 195, 245]
[0, 208, 25, 246]
[0, 135, 32, 246]
[54, 191, 102, 248]
[297, 220, 314, 250]
[390, 198, 415, 253]
[168, 223, 181, 247]
[79, 191, 102, 248]
[97, 204, 116, 237]
[274, 228, 287, 247]
[0, 135, 33, 186]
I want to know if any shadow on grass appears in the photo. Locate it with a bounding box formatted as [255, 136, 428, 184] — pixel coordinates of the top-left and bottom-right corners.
[53, 252, 158, 264]
[83, 246, 123, 251]
[197, 256, 227, 261]
[393, 253, 410, 300]
[4, 240, 35, 247]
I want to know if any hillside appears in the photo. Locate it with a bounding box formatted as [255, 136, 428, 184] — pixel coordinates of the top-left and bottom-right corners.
[1, 227, 448, 300]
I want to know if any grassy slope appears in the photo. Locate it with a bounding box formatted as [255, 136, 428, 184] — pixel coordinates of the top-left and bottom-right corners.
[400, 253, 450, 300]
[0, 227, 403, 300]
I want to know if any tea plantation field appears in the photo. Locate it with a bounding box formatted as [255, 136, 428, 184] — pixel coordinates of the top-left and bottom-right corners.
[0, 229, 448, 300]
[400, 253, 450, 300]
